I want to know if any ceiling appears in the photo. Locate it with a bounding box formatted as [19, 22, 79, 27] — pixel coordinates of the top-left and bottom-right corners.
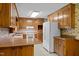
[16, 3, 68, 18]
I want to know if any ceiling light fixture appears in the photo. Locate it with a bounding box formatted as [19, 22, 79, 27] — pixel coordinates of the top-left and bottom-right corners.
[31, 11, 39, 17]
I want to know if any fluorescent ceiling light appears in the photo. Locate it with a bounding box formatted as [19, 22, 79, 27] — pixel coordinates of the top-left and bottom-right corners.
[31, 11, 39, 17]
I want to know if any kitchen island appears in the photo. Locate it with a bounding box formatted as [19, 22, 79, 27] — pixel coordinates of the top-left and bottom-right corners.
[0, 34, 41, 56]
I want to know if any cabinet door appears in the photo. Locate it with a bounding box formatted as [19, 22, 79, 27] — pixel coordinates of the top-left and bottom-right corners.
[37, 32, 43, 42]
[63, 5, 71, 28]
[48, 13, 54, 22]
[63, 7, 68, 28]
[53, 12, 59, 21]
[54, 37, 59, 54]
[12, 45, 34, 56]
[54, 38, 59, 53]
[74, 40, 79, 56]
[58, 10, 64, 28]
[0, 3, 2, 12]
[51, 14, 54, 21]
[54, 38, 56, 52]
[58, 4, 75, 28]
[58, 39, 64, 56]
[0, 4, 3, 27]
[1, 3, 11, 27]
[0, 48, 13, 56]
[67, 4, 75, 28]
[21, 45, 34, 56]
[11, 3, 17, 27]
[48, 15, 51, 21]
[11, 45, 34, 56]
[63, 4, 75, 28]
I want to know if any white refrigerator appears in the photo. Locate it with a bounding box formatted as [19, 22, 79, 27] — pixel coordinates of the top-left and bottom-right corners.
[43, 22, 60, 52]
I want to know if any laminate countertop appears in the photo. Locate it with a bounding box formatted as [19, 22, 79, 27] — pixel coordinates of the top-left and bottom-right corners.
[54, 35, 75, 40]
[0, 34, 41, 48]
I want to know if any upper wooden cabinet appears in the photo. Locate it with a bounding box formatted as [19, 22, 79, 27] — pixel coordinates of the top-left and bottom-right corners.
[48, 4, 75, 28]
[48, 12, 58, 22]
[0, 3, 11, 27]
[0, 4, 2, 12]
[0, 3, 18, 28]
[11, 4, 18, 27]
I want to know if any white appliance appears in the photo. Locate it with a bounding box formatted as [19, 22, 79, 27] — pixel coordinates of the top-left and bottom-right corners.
[43, 22, 60, 52]
[26, 26, 35, 41]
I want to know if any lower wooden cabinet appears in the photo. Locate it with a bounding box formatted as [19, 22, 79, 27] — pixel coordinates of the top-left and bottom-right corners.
[0, 3, 2, 12]
[0, 48, 13, 56]
[37, 32, 43, 42]
[74, 40, 79, 56]
[54, 37, 76, 56]
[0, 45, 34, 56]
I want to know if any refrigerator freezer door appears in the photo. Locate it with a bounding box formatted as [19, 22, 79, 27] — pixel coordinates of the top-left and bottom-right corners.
[43, 22, 60, 52]
[43, 22, 51, 51]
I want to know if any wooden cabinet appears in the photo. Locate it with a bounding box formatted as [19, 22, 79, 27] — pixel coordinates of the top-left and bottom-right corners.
[37, 32, 43, 42]
[0, 3, 18, 28]
[0, 3, 2, 12]
[13, 45, 34, 56]
[48, 14, 54, 22]
[48, 11, 59, 22]
[58, 4, 75, 28]
[54, 37, 65, 56]
[0, 45, 34, 56]
[0, 3, 11, 27]
[21, 45, 34, 56]
[11, 4, 17, 27]
[74, 40, 79, 56]
[54, 37, 75, 56]
[58, 9, 64, 28]
[0, 48, 13, 56]
[48, 4, 75, 28]
[54, 37, 59, 54]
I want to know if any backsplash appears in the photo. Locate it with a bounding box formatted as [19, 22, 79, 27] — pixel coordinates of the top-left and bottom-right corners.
[62, 4, 79, 36]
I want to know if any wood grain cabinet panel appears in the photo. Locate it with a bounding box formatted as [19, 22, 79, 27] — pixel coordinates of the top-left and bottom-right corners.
[54, 37, 76, 56]
[0, 3, 18, 28]
[48, 14, 54, 22]
[0, 48, 14, 56]
[62, 6, 68, 27]
[22, 45, 34, 56]
[37, 32, 43, 42]
[48, 4, 75, 28]
[58, 4, 75, 28]
[0, 4, 2, 12]
[0, 45, 34, 56]
[74, 40, 79, 56]
[0, 3, 11, 27]
[54, 37, 59, 54]
[58, 9, 64, 28]
[13, 45, 34, 56]
[58, 39, 63, 55]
